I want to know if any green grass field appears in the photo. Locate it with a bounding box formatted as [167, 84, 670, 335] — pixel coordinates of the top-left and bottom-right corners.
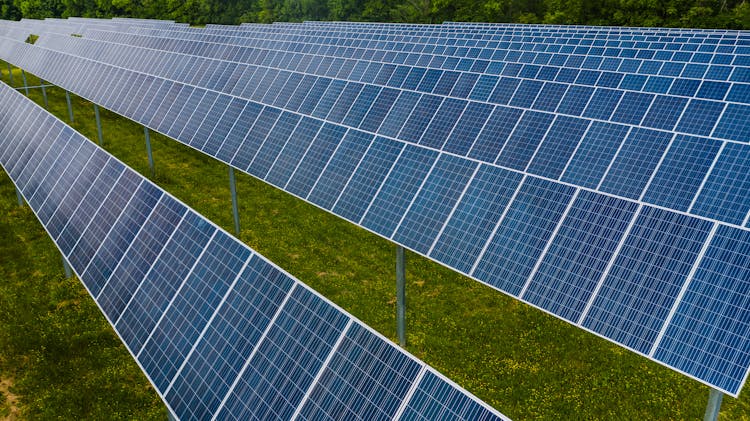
[1, 63, 749, 420]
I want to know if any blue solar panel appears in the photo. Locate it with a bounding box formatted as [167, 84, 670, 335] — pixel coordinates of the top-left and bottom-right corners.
[392, 154, 477, 254]
[400, 370, 501, 421]
[496, 111, 554, 171]
[265, 117, 323, 188]
[560, 121, 629, 189]
[653, 225, 750, 393]
[333, 136, 404, 223]
[166, 256, 294, 420]
[97, 195, 187, 321]
[581, 207, 713, 354]
[286, 123, 348, 198]
[611, 92, 653, 125]
[467, 106, 522, 163]
[473, 177, 575, 295]
[67, 170, 143, 275]
[442, 102, 493, 156]
[691, 142, 750, 226]
[523, 192, 638, 322]
[116, 211, 216, 353]
[642, 135, 722, 212]
[419, 97, 465, 150]
[215, 286, 349, 420]
[247, 112, 300, 178]
[583, 88, 623, 120]
[598, 128, 672, 200]
[400, 94, 443, 143]
[138, 230, 251, 392]
[713, 103, 750, 142]
[526, 115, 589, 179]
[430, 165, 522, 273]
[361, 145, 438, 237]
[49, 153, 117, 246]
[297, 324, 422, 420]
[676, 99, 725, 136]
[307, 130, 373, 209]
[82, 180, 162, 296]
[214, 101, 263, 163]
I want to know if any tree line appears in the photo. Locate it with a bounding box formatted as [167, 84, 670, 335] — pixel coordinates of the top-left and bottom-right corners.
[1, 0, 749, 30]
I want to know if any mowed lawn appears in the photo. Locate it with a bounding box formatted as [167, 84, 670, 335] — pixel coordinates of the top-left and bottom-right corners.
[1, 63, 749, 420]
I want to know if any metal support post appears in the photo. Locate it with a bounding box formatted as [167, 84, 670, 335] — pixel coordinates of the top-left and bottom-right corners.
[167, 409, 177, 421]
[40, 79, 48, 108]
[94, 104, 103, 145]
[703, 388, 723, 421]
[65, 91, 74, 124]
[229, 166, 241, 236]
[20, 69, 29, 96]
[7, 62, 13, 85]
[144, 127, 155, 178]
[15, 186, 24, 207]
[62, 254, 72, 279]
[396, 245, 406, 347]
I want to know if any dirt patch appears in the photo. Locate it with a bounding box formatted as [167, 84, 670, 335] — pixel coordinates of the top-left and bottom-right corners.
[0, 377, 20, 421]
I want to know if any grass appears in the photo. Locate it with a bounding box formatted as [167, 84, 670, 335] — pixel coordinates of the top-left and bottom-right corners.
[1, 62, 749, 420]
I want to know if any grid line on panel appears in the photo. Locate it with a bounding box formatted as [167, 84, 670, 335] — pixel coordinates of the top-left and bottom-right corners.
[49, 154, 118, 248]
[94, 187, 165, 299]
[295, 323, 422, 420]
[213, 286, 350, 421]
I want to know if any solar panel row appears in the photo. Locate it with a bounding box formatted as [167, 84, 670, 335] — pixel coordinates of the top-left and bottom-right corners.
[0, 80, 506, 420]
[2, 25, 750, 396]
[32, 33, 750, 227]
[105, 27, 750, 96]
[130, 23, 750, 63]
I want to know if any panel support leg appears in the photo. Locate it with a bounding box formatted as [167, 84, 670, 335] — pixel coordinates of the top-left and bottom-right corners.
[40, 79, 48, 108]
[144, 127, 155, 178]
[703, 388, 723, 421]
[65, 91, 74, 124]
[62, 254, 72, 279]
[15, 186, 23, 207]
[94, 104, 103, 146]
[7, 62, 13, 85]
[20, 69, 28, 96]
[396, 245, 406, 347]
[229, 166, 241, 237]
[167, 408, 177, 421]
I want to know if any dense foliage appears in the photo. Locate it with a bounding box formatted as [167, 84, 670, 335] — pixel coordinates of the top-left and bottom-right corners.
[1, 0, 749, 29]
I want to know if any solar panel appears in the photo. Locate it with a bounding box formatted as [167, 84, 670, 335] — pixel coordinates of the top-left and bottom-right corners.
[0, 79, 507, 420]
[2, 21, 750, 398]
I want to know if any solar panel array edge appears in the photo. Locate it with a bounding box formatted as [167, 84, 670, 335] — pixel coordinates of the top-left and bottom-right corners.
[0, 79, 508, 420]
